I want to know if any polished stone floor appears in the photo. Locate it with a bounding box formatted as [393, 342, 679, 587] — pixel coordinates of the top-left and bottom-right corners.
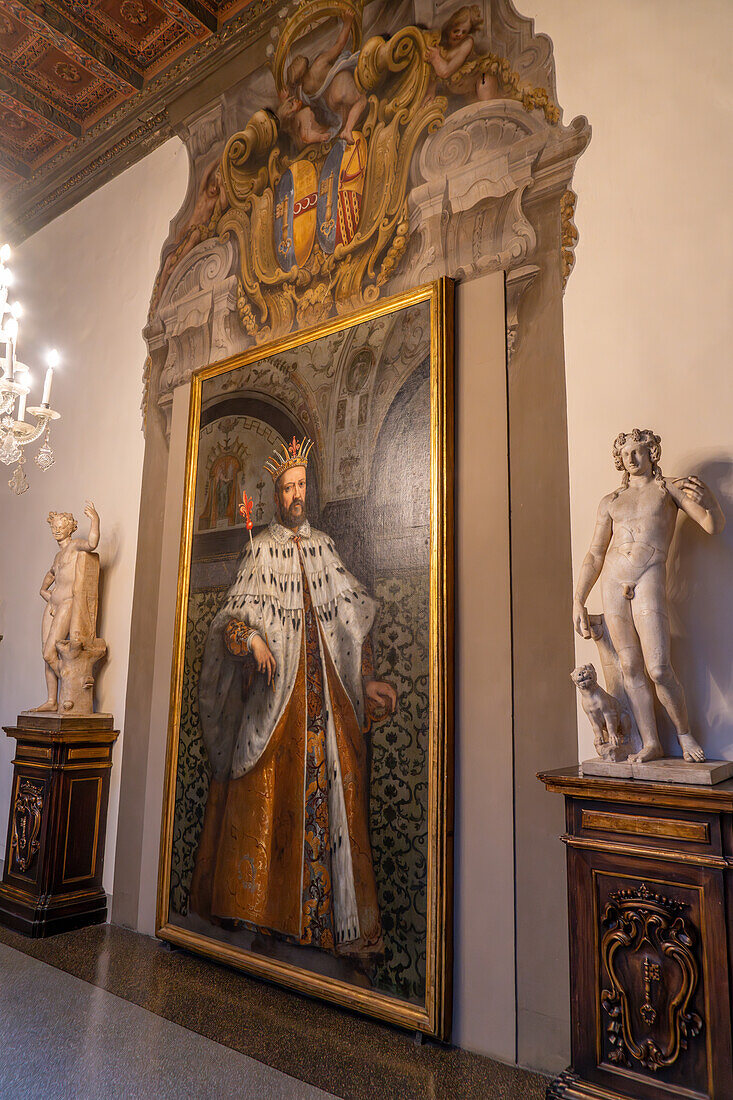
[0, 922, 549, 1099]
[0, 942, 334, 1100]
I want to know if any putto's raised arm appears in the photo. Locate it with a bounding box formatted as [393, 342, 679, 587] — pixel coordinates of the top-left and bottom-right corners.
[324, 11, 355, 66]
[78, 500, 100, 552]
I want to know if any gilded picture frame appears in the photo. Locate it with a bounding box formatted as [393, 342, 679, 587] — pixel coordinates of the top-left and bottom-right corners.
[156, 278, 454, 1038]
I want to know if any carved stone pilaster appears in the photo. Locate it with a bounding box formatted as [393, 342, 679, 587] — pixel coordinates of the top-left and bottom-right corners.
[146, 236, 242, 435]
[505, 264, 539, 366]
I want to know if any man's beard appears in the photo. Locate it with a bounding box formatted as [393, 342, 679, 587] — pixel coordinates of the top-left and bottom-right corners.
[280, 499, 306, 528]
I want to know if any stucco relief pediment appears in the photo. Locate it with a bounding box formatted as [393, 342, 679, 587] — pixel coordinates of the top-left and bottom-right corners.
[144, 0, 590, 437]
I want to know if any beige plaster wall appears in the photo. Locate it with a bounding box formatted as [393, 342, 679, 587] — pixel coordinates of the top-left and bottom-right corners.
[0, 138, 188, 891]
[528, 0, 733, 762]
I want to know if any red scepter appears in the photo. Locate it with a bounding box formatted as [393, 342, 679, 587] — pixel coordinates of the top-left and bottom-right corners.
[239, 490, 273, 673]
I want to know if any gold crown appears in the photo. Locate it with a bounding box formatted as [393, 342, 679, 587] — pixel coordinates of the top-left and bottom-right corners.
[264, 436, 314, 483]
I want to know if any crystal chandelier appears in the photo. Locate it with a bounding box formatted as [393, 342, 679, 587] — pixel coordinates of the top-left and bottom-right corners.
[0, 244, 62, 495]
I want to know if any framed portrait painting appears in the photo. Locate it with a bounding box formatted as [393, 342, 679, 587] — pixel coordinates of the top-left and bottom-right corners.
[157, 279, 454, 1038]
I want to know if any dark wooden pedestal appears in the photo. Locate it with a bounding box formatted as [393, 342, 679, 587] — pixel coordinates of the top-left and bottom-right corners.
[539, 767, 733, 1100]
[0, 713, 119, 938]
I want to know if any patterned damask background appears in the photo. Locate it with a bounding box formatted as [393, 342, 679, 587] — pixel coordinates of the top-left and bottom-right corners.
[369, 572, 429, 1001]
[169, 587, 226, 918]
[170, 569, 429, 1003]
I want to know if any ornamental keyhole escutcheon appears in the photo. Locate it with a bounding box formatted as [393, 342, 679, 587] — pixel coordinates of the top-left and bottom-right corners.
[600, 883, 703, 1073]
[10, 778, 44, 874]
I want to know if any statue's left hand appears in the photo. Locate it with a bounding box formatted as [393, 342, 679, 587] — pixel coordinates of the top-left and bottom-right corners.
[677, 476, 712, 508]
[365, 679, 397, 717]
[671, 476, 725, 535]
[84, 500, 99, 521]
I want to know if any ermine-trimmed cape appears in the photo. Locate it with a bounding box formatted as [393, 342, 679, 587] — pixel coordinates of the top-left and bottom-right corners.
[198, 519, 378, 946]
[199, 519, 376, 783]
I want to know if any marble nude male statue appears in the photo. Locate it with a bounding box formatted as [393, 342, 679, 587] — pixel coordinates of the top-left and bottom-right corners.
[191, 437, 397, 963]
[35, 502, 102, 713]
[573, 429, 725, 763]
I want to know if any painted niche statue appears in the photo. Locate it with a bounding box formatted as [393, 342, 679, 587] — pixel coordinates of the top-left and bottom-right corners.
[191, 437, 397, 963]
[573, 429, 725, 765]
[34, 502, 107, 717]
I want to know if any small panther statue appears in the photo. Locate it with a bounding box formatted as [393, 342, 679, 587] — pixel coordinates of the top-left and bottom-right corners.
[571, 663, 632, 762]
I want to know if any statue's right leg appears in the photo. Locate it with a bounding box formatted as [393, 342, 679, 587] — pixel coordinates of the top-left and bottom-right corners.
[33, 601, 71, 711]
[602, 581, 663, 762]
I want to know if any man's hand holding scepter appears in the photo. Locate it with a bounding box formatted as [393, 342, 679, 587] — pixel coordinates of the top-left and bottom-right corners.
[239, 491, 276, 685]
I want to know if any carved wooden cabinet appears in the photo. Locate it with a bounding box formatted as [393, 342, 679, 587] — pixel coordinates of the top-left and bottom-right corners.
[0, 713, 118, 937]
[539, 767, 733, 1100]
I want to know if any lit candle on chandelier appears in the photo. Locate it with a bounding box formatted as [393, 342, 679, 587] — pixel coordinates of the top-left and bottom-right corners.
[4, 315, 18, 381]
[17, 379, 28, 422]
[43, 349, 59, 406]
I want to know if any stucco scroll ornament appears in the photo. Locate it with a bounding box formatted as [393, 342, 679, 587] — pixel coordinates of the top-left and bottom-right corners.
[601, 883, 703, 1072]
[32, 503, 107, 717]
[217, 0, 446, 344]
[560, 188, 579, 291]
[573, 429, 725, 764]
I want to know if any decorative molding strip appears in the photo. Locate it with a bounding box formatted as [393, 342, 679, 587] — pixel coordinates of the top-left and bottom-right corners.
[561, 833, 728, 869]
[27, 112, 171, 217]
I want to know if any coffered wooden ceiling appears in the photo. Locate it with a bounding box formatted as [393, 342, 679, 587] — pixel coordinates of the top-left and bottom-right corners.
[0, 0, 278, 240]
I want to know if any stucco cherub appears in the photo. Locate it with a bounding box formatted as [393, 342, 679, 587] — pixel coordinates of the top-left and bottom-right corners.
[34, 502, 100, 713]
[424, 6, 499, 104]
[276, 90, 332, 151]
[422, 5, 559, 123]
[573, 429, 726, 764]
[285, 11, 367, 143]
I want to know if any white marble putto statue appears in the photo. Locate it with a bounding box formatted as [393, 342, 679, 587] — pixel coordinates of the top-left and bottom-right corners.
[573, 429, 725, 765]
[33, 502, 107, 717]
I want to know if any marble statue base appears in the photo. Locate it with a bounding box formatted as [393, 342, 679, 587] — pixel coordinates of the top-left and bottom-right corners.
[0, 713, 119, 937]
[18, 711, 113, 728]
[581, 756, 733, 786]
